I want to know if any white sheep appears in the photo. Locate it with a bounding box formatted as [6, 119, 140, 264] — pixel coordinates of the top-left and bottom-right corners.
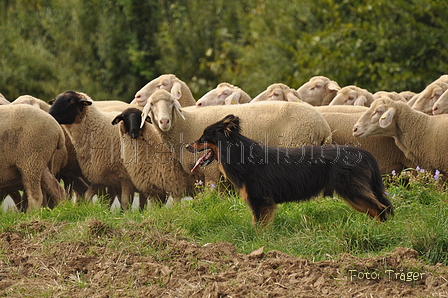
[112, 107, 203, 204]
[329, 85, 375, 107]
[0, 104, 66, 212]
[316, 105, 413, 174]
[373, 91, 406, 102]
[11, 95, 51, 111]
[11, 95, 90, 201]
[296, 76, 341, 106]
[48, 91, 137, 209]
[410, 74, 448, 114]
[432, 89, 448, 115]
[196, 83, 251, 107]
[141, 90, 332, 185]
[250, 83, 301, 103]
[131, 74, 196, 107]
[399, 91, 417, 102]
[93, 100, 132, 112]
[353, 97, 448, 174]
[0, 93, 10, 105]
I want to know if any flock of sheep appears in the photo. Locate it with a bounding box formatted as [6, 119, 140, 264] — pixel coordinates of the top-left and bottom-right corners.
[1, 73, 448, 212]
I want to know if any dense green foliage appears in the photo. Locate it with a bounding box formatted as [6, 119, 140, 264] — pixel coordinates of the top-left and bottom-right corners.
[1, 0, 447, 101]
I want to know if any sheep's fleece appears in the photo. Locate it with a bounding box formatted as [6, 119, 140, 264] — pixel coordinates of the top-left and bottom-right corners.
[0, 104, 66, 211]
[142, 90, 332, 183]
[353, 97, 448, 174]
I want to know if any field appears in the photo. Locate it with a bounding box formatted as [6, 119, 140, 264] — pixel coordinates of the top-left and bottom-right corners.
[1, 169, 448, 297]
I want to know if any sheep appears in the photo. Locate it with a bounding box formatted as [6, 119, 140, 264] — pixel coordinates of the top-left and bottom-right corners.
[11, 95, 51, 111]
[0, 93, 10, 105]
[93, 100, 132, 112]
[432, 89, 448, 115]
[410, 74, 448, 114]
[250, 83, 301, 103]
[111, 107, 203, 204]
[141, 89, 332, 186]
[399, 91, 417, 102]
[353, 97, 448, 175]
[196, 83, 251, 107]
[0, 104, 66, 212]
[373, 91, 406, 102]
[296, 76, 341, 106]
[131, 74, 196, 107]
[48, 91, 137, 209]
[11, 95, 90, 201]
[316, 105, 413, 174]
[329, 85, 375, 107]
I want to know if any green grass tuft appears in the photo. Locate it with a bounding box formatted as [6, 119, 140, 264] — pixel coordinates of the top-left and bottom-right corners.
[1, 167, 448, 265]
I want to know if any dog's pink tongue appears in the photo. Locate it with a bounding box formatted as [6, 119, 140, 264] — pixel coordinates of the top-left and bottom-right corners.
[191, 155, 206, 172]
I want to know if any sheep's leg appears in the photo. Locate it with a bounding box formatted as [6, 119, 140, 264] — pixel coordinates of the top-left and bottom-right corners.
[41, 166, 66, 208]
[138, 191, 149, 210]
[119, 182, 135, 210]
[21, 175, 44, 212]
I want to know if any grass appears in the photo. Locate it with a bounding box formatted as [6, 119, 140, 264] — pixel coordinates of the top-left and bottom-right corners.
[1, 167, 448, 265]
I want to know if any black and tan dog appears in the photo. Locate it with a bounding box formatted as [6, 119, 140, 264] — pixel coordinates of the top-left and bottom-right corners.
[186, 114, 393, 225]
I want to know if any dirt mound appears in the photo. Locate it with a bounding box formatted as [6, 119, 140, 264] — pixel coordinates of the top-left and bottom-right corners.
[0, 221, 447, 297]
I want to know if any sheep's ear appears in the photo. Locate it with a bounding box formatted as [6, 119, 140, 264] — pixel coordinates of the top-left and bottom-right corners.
[250, 91, 268, 103]
[48, 99, 55, 105]
[379, 107, 395, 128]
[354, 95, 367, 106]
[171, 82, 182, 101]
[80, 99, 92, 106]
[173, 99, 185, 120]
[327, 81, 340, 91]
[111, 114, 123, 125]
[286, 92, 301, 102]
[224, 92, 241, 105]
[140, 104, 152, 128]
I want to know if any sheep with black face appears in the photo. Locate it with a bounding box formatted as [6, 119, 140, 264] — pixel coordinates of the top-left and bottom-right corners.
[48, 91, 137, 209]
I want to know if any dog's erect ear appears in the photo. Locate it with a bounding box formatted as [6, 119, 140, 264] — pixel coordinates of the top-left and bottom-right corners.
[220, 114, 240, 136]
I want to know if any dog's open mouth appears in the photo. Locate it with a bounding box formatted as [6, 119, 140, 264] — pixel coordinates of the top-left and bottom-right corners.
[191, 149, 214, 172]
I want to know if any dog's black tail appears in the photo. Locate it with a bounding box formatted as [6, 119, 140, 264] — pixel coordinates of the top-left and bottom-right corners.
[367, 152, 394, 221]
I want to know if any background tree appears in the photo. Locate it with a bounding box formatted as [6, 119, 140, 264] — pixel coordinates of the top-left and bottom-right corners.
[0, 0, 447, 101]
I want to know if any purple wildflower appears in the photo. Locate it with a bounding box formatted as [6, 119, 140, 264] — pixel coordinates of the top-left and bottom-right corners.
[434, 170, 440, 181]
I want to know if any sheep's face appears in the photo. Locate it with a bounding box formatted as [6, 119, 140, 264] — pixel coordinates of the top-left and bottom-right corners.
[133, 74, 176, 106]
[330, 88, 358, 106]
[433, 89, 448, 115]
[330, 86, 372, 107]
[297, 76, 340, 106]
[49, 91, 92, 125]
[112, 108, 150, 139]
[186, 114, 240, 172]
[353, 98, 397, 138]
[413, 83, 448, 114]
[196, 85, 235, 107]
[267, 89, 286, 101]
[142, 90, 184, 132]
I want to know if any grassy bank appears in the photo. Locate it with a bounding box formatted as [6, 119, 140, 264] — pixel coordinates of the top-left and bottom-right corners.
[1, 168, 447, 266]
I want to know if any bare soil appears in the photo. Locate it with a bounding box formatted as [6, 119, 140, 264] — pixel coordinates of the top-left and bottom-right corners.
[0, 220, 447, 297]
